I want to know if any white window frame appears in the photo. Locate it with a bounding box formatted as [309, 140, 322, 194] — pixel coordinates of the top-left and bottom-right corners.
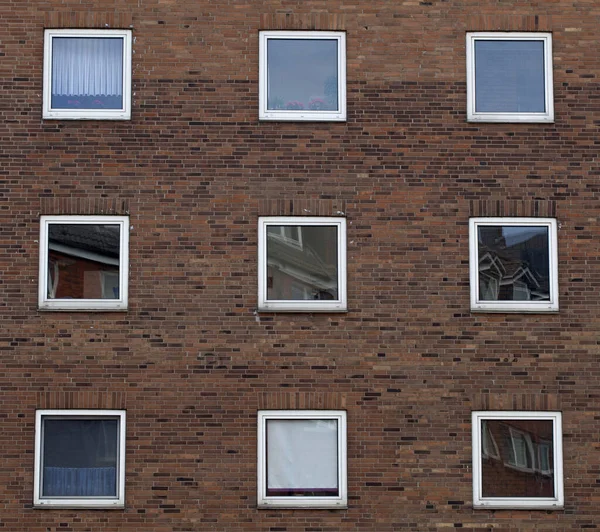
[38, 215, 129, 311]
[43, 29, 132, 120]
[259, 31, 347, 121]
[469, 217, 558, 313]
[466, 32, 554, 123]
[257, 410, 347, 509]
[258, 216, 347, 312]
[472, 411, 563, 510]
[481, 420, 501, 460]
[507, 426, 535, 471]
[34, 409, 126, 509]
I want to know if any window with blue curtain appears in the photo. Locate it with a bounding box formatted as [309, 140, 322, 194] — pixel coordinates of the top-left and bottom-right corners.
[41, 418, 119, 497]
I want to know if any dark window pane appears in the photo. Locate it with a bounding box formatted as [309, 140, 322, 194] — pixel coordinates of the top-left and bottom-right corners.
[267, 39, 338, 111]
[47, 224, 121, 300]
[475, 40, 545, 113]
[266, 225, 338, 301]
[477, 225, 549, 302]
[51, 37, 124, 110]
[481, 419, 555, 498]
[42, 418, 119, 497]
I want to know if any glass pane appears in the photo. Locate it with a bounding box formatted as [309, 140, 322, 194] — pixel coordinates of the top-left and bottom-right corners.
[266, 419, 338, 496]
[42, 418, 119, 497]
[481, 419, 555, 498]
[477, 225, 550, 302]
[51, 37, 124, 110]
[267, 39, 339, 111]
[47, 224, 121, 300]
[475, 40, 545, 113]
[266, 225, 338, 301]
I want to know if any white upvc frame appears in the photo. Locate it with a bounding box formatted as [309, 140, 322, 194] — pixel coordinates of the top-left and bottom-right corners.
[466, 32, 554, 123]
[257, 410, 348, 509]
[34, 409, 126, 509]
[39, 215, 129, 311]
[469, 217, 558, 313]
[43, 29, 132, 120]
[258, 216, 347, 312]
[507, 426, 535, 471]
[472, 411, 563, 510]
[259, 31, 347, 121]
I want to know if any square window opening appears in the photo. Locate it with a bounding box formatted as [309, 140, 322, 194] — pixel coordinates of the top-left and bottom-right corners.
[258, 217, 347, 312]
[469, 217, 558, 313]
[39, 216, 129, 311]
[43, 29, 132, 120]
[259, 31, 346, 121]
[472, 411, 563, 509]
[257, 410, 347, 508]
[466, 33, 554, 122]
[34, 409, 126, 508]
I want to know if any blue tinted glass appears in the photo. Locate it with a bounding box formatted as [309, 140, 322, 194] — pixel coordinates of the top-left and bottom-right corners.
[267, 39, 338, 111]
[475, 40, 545, 113]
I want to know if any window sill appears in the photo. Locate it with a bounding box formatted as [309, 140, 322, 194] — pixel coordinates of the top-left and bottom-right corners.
[467, 115, 554, 124]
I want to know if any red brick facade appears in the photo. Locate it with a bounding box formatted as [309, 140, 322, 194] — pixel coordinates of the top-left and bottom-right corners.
[2, 0, 600, 529]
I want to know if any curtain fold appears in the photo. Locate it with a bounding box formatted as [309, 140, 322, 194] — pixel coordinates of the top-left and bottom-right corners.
[43, 466, 117, 497]
[52, 37, 123, 98]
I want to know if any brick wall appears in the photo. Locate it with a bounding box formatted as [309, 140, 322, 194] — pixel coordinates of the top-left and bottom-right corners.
[2, 0, 600, 529]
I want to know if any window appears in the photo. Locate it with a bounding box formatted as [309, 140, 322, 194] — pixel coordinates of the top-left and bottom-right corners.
[469, 217, 558, 312]
[472, 411, 563, 509]
[258, 217, 347, 312]
[466, 33, 554, 122]
[34, 410, 126, 508]
[39, 216, 129, 311]
[257, 410, 347, 508]
[259, 31, 346, 121]
[43, 29, 132, 120]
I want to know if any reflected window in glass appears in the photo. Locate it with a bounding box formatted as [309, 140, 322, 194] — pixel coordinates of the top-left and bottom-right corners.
[472, 412, 563, 509]
[258, 217, 347, 312]
[39, 216, 129, 311]
[469, 218, 558, 312]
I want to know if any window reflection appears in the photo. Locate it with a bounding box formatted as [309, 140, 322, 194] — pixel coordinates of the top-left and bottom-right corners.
[481, 419, 555, 498]
[478, 225, 549, 302]
[267, 39, 339, 111]
[47, 224, 121, 300]
[266, 225, 338, 301]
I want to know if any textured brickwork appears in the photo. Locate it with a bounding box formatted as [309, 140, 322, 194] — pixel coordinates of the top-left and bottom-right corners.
[2, 0, 600, 530]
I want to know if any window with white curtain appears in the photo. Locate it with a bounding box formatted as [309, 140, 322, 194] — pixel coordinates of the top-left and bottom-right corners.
[43, 29, 132, 120]
[34, 410, 126, 508]
[466, 33, 554, 122]
[257, 410, 347, 508]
